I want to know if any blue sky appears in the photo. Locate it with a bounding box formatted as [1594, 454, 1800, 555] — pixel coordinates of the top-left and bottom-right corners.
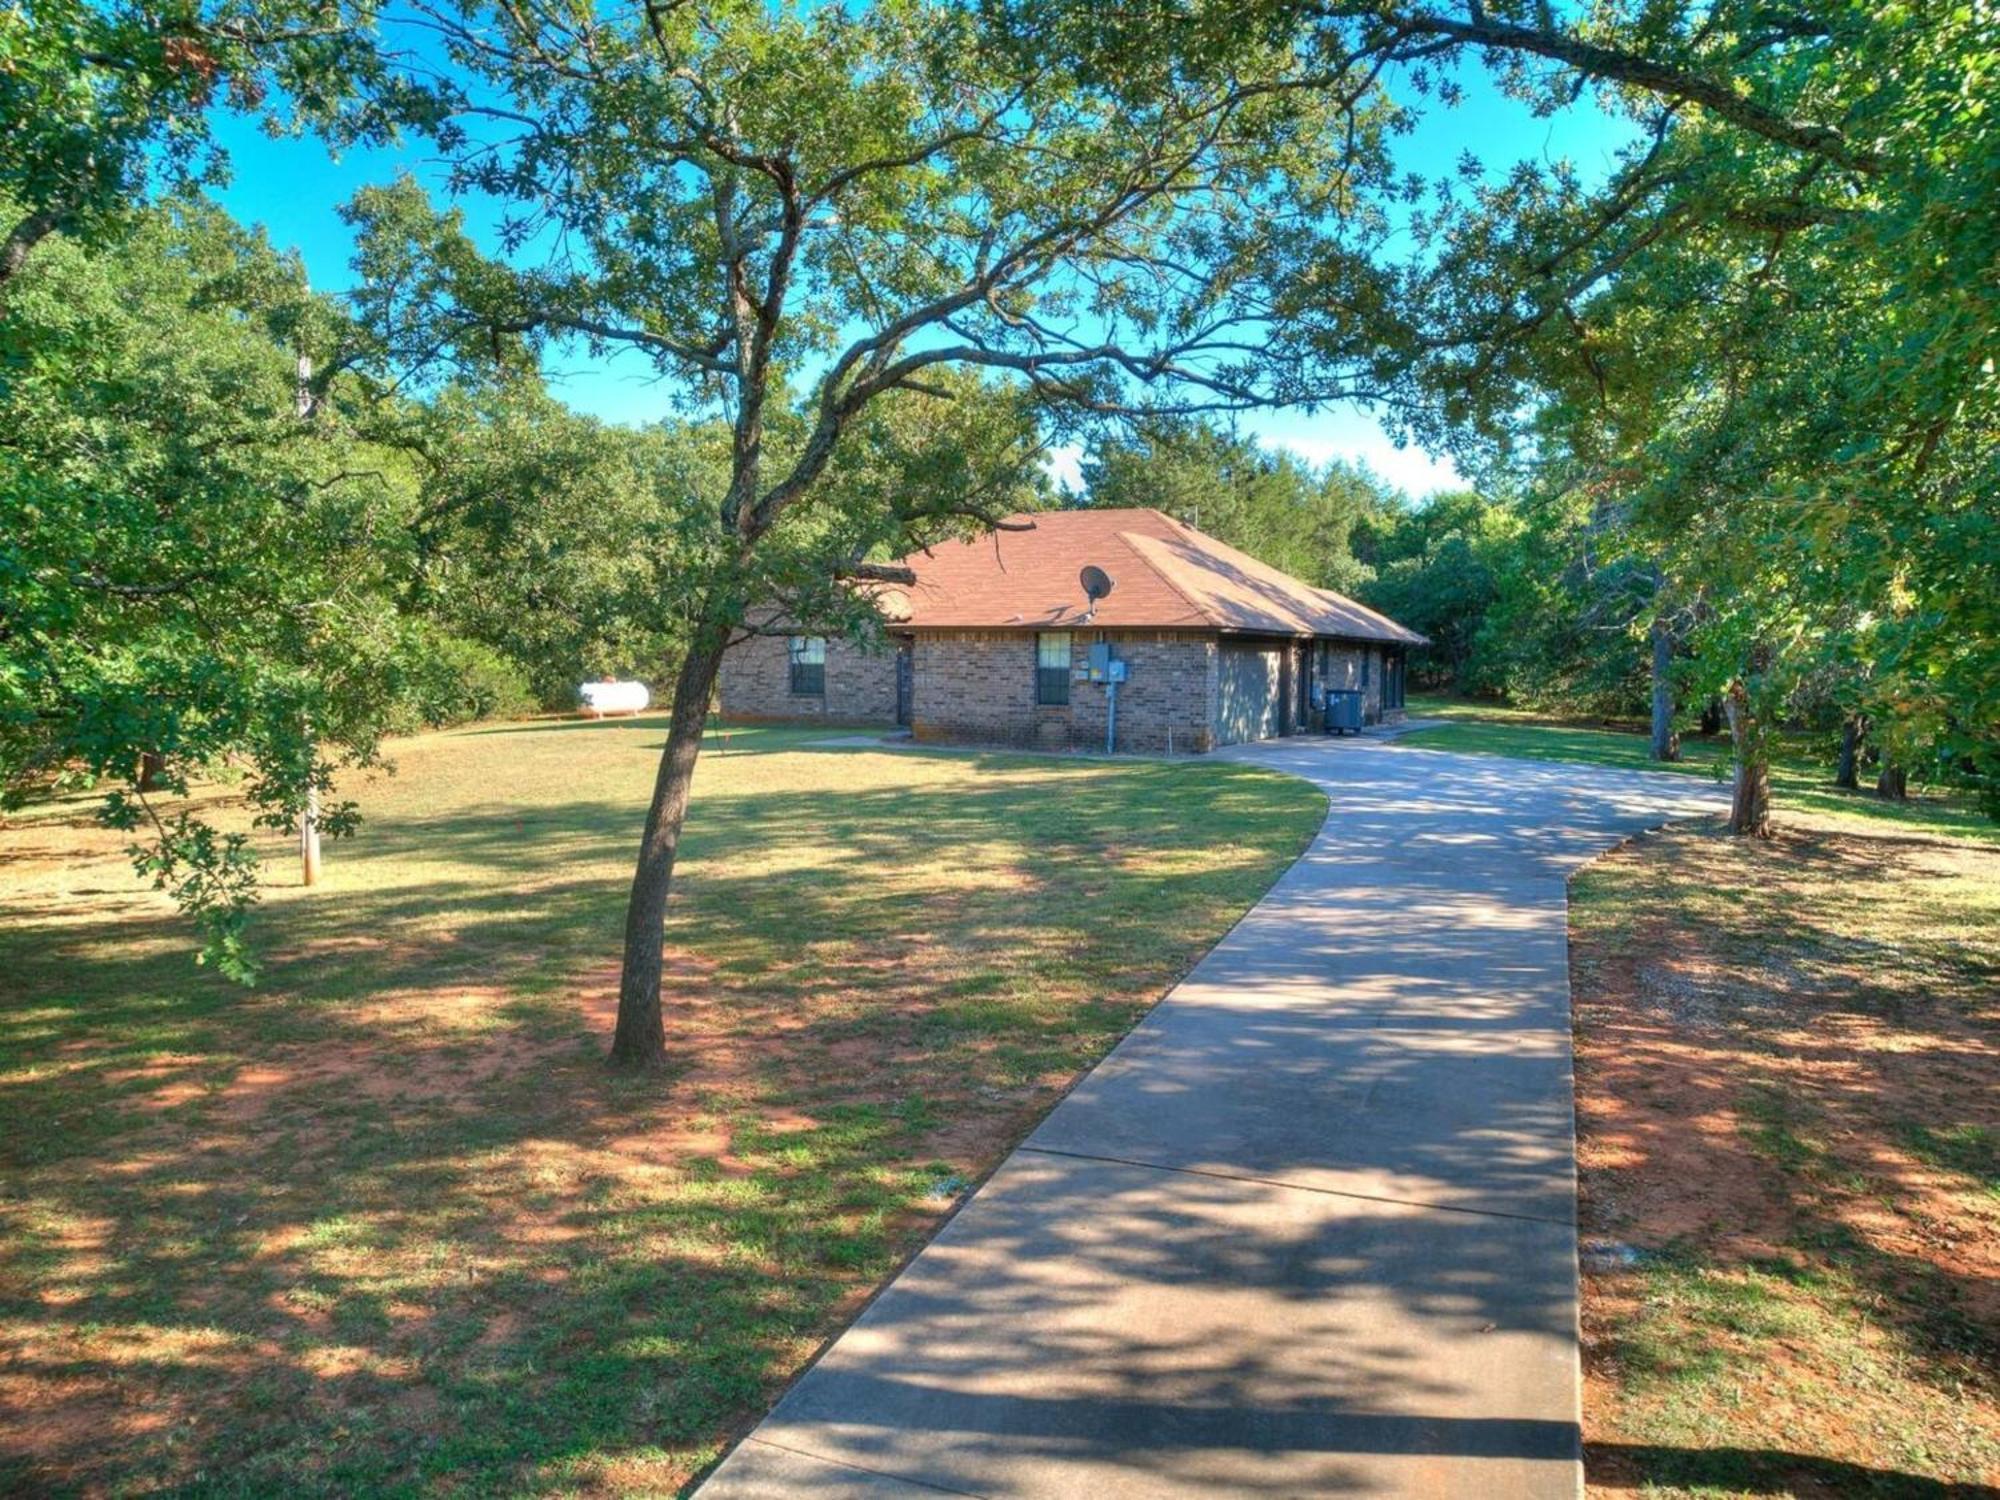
[209, 51, 1635, 501]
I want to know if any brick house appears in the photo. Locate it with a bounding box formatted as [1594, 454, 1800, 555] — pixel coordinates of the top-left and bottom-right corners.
[718, 508, 1426, 753]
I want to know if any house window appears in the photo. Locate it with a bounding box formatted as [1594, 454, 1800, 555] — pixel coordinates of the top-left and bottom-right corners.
[787, 635, 826, 696]
[1035, 632, 1071, 706]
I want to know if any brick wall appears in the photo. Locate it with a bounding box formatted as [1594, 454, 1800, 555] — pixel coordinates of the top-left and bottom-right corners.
[722, 625, 1405, 745]
[718, 631, 900, 723]
[1315, 642, 1387, 724]
[910, 629, 1219, 754]
[1070, 631, 1219, 755]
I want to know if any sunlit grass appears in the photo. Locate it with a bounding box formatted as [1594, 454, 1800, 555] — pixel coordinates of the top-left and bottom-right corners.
[1405, 693, 1997, 843]
[0, 715, 1325, 1496]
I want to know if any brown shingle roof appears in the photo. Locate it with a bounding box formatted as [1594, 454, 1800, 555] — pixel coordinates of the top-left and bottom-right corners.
[881, 508, 1426, 645]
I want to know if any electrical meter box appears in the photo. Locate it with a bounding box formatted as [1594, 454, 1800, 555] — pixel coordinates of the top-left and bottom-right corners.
[1083, 643, 1129, 684]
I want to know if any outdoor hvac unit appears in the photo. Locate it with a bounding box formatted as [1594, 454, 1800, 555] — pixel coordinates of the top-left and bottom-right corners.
[579, 680, 651, 717]
[1324, 688, 1364, 735]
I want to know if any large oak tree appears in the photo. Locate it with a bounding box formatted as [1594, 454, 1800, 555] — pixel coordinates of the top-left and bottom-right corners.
[348, 0, 1406, 1066]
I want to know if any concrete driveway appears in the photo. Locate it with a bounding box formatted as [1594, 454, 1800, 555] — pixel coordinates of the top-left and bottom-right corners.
[698, 737, 1726, 1498]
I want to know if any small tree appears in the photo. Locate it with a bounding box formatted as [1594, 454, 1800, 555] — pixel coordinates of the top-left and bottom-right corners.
[0, 200, 444, 972]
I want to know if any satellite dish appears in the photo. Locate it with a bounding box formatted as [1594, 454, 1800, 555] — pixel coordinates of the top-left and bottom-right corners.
[1080, 565, 1116, 602]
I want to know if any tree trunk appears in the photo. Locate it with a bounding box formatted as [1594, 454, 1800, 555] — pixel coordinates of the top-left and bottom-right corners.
[1835, 716, 1863, 789]
[300, 775, 321, 886]
[0, 204, 63, 290]
[1724, 683, 1772, 837]
[1698, 697, 1723, 736]
[1649, 619, 1680, 761]
[608, 630, 728, 1069]
[136, 750, 165, 793]
[1876, 761, 1908, 801]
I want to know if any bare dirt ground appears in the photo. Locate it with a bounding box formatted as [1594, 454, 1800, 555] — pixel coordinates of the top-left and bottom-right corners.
[1571, 814, 2000, 1498]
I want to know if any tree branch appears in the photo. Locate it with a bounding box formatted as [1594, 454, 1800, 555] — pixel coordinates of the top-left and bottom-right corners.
[1320, 2, 1885, 175]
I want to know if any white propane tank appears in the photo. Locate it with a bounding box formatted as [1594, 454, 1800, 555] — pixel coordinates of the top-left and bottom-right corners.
[578, 680, 651, 717]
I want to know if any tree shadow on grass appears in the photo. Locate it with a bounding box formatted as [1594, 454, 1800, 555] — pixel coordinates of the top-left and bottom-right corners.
[1572, 821, 2000, 1490]
[0, 756, 1324, 1494]
[1589, 1442, 1999, 1496]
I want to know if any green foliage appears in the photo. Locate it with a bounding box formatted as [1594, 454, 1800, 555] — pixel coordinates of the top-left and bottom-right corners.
[0, 0, 421, 286]
[0, 198, 498, 971]
[1372, 0, 1998, 816]
[398, 384, 712, 708]
[398, 635, 538, 729]
[1466, 484, 1664, 716]
[1039, 0, 1994, 817]
[1356, 489, 1524, 690]
[101, 793, 264, 981]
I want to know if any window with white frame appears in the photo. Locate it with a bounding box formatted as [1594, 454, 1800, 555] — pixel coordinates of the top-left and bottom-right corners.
[787, 635, 826, 695]
[1035, 632, 1071, 705]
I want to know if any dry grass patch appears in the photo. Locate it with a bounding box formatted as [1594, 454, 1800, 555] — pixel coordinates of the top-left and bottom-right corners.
[1571, 814, 2000, 1498]
[0, 717, 1324, 1496]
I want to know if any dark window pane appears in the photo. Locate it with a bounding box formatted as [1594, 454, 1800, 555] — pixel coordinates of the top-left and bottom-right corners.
[788, 635, 826, 695]
[1036, 633, 1070, 705]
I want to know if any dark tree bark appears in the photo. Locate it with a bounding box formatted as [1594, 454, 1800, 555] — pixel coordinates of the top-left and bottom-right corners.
[1835, 715, 1864, 789]
[1649, 618, 1680, 762]
[0, 205, 64, 290]
[1724, 682, 1772, 837]
[135, 750, 165, 793]
[1698, 697, 1724, 736]
[1371, 6, 1885, 175]
[1876, 761, 1908, 801]
[608, 627, 729, 1069]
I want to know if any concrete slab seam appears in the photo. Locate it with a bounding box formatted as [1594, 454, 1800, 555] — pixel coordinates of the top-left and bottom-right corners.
[743, 1437, 993, 1498]
[1016, 1145, 1578, 1227]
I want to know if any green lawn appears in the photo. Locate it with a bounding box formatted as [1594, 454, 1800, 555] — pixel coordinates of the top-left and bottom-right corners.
[0, 717, 1325, 1496]
[1402, 693, 1998, 843]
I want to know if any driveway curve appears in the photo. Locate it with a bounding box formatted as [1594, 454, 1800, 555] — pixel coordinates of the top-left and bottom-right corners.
[698, 737, 1726, 1498]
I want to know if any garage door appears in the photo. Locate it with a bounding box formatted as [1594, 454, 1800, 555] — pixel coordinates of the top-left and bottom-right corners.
[1215, 643, 1283, 746]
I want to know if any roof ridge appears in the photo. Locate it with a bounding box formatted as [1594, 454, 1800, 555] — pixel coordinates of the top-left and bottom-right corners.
[1111, 526, 1214, 626]
[1156, 522, 1421, 638]
[1309, 581, 1409, 634]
